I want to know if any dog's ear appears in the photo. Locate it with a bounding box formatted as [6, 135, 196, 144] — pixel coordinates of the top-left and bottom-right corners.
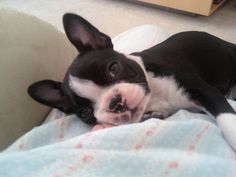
[28, 80, 73, 113]
[63, 13, 113, 53]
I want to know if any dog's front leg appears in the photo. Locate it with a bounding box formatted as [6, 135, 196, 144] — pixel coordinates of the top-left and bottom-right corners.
[181, 74, 236, 151]
[142, 111, 169, 121]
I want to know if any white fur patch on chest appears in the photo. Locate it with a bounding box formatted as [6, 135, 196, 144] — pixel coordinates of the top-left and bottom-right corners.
[146, 72, 198, 115]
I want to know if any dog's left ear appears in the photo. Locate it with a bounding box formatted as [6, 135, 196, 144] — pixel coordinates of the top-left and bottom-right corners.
[63, 13, 113, 54]
[28, 80, 73, 113]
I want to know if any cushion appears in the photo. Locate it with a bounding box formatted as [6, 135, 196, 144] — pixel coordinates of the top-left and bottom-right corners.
[0, 8, 77, 150]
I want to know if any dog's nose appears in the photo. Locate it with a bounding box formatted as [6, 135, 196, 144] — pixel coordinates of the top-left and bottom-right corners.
[109, 95, 128, 113]
[115, 103, 128, 113]
[109, 95, 122, 110]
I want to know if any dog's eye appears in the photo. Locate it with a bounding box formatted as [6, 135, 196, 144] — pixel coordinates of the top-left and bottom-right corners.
[78, 107, 96, 124]
[81, 108, 93, 118]
[108, 62, 120, 77]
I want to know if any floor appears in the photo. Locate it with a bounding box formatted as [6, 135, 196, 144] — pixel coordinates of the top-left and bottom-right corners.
[0, 0, 236, 43]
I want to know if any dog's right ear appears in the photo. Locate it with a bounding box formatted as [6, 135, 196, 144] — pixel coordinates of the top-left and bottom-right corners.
[63, 13, 113, 54]
[28, 80, 73, 113]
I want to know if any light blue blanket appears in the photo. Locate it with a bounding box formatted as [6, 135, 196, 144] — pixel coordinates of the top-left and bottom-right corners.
[1, 103, 236, 177]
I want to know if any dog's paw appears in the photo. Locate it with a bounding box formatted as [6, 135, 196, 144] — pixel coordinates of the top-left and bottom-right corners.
[91, 124, 115, 132]
[217, 113, 236, 151]
[142, 111, 169, 121]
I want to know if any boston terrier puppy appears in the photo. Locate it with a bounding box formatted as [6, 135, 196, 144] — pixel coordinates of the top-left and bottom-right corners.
[28, 13, 236, 150]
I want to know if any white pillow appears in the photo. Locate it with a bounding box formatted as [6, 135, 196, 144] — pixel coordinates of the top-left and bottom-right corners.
[112, 24, 169, 54]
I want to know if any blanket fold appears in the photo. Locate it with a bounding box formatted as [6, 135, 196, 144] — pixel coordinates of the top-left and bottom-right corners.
[1, 106, 236, 177]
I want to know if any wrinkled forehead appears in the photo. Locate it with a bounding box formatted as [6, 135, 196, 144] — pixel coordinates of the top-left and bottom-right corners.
[69, 49, 126, 82]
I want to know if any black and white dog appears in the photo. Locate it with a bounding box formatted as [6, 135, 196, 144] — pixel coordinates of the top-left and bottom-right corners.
[28, 13, 236, 150]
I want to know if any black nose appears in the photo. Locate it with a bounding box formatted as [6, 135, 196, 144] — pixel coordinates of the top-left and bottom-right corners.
[109, 95, 122, 110]
[109, 95, 128, 113]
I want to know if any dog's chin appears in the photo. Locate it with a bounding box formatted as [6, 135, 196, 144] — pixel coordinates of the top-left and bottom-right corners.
[96, 105, 144, 126]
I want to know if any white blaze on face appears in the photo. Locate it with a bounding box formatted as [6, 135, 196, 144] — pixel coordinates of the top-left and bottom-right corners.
[69, 74, 149, 125]
[69, 75, 103, 102]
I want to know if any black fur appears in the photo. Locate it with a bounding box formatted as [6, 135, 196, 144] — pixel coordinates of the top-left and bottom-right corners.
[134, 31, 236, 116]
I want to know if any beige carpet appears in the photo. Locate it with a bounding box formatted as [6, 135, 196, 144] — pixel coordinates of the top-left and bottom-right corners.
[0, 0, 236, 43]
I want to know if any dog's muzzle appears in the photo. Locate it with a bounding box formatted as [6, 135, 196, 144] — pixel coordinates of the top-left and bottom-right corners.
[109, 94, 129, 113]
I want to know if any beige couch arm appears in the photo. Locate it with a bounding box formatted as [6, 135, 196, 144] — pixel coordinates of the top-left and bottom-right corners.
[0, 8, 76, 150]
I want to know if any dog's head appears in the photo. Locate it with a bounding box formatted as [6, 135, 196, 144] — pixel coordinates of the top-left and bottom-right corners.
[28, 13, 150, 125]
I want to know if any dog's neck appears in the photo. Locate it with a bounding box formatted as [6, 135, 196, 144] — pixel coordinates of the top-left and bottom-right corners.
[125, 54, 150, 82]
[126, 54, 199, 117]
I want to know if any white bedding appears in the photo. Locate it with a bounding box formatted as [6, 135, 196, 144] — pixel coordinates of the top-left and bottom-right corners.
[2, 102, 236, 177]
